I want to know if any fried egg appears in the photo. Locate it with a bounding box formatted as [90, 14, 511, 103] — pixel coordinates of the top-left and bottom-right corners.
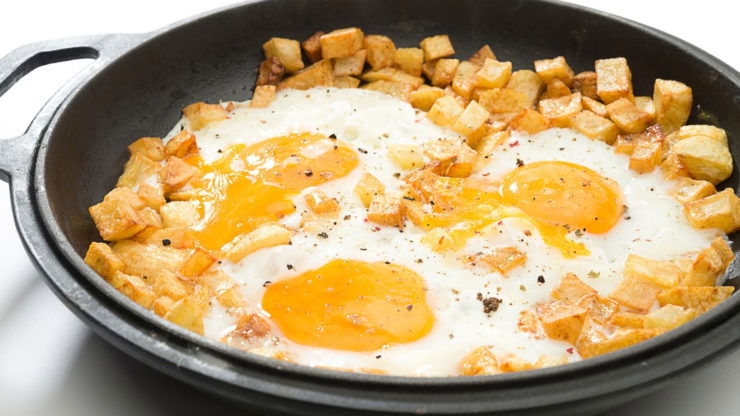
[163, 87, 720, 376]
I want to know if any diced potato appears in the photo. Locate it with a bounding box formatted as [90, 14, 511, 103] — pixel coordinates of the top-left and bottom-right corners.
[610, 312, 646, 328]
[140, 227, 195, 249]
[304, 190, 340, 214]
[394, 47, 424, 76]
[478, 88, 528, 114]
[684, 188, 740, 233]
[165, 131, 198, 158]
[475, 130, 509, 159]
[117, 272, 157, 309]
[577, 295, 620, 325]
[661, 153, 690, 180]
[361, 80, 414, 101]
[360, 67, 424, 88]
[128, 137, 165, 161]
[277, 59, 334, 91]
[89, 199, 145, 241]
[509, 108, 550, 134]
[670, 177, 717, 204]
[387, 143, 425, 170]
[672, 136, 733, 184]
[179, 248, 217, 279]
[200, 269, 247, 310]
[333, 49, 367, 76]
[570, 110, 619, 144]
[427, 95, 465, 127]
[536, 301, 588, 344]
[542, 78, 571, 99]
[538, 92, 582, 127]
[610, 270, 663, 312]
[164, 284, 210, 334]
[142, 271, 189, 306]
[333, 75, 361, 89]
[657, 286, 734, 314]
[137, 206, 163, 228]
[159, 201, 200, 229]
[581, 96, 608, 118]
[675, 245, 727, 287]
[183, 102, 228, 131]
[452, 61, 479, 100]
[116, 152, 160, 190]
[574, 316, 608, 357]
[578, 328, 664, 358]
[420, 34, 455, 61]
[606, 98, 652, 133]
[654, 79, 692, 133]
[451, 101, 490, 138]
[111, 240, 189, 280]
[711, 237, 735, 270]
[421, 60, 436, 80]
[367, 195, 405, 228]
[672, 125, 728, 146]
[518, 310, 542, 337]
[84, 242, 125, 280]
[262, 37, 304, 73]
[634, 96, 656, 122]
[629, 141, 663, 174]
[250, 85, 277, 108]
[319, 28, 364, 59]
[431, 58, 459, 87]
[224, 224, 293, 263]
[104, 187, 145, 210]
[409, 85, 445, 111]
[595, 57, 633, 103]
[552, 273, 596, 304]
[572, 71, 598, 100]
[475, 246, 527, 275]
[420, 228, 456, 252]
[468, 45, 496, 66]
[363, 35, 395, 70]
[505, 70, 545, 108]
[256, 56, 285, 86]
[152, 296, 176, 317]
[159, 156, 198, 192]
[422, 138, 478, 178]
[354, 173, 385, 207]
[644, 304, 694, 330]
[476, 59, 512, 89]
[301, 31, 324, 63]
[624, 254, 681, 288]
[534, 56, 575, 86]
[459, 346, 501, 376]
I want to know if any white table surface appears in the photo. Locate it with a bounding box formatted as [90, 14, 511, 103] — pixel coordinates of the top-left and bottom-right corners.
[1, 1, 738, 414]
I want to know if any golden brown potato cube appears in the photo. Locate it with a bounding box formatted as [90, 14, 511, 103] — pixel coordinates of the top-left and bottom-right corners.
[538, 92, 582, 127]
[542, 78, 571, 100]
[128, 137, 165, 161]
[421, 60, 436, 80]
[629, 141, 663, 173]
[657, 286, 734, 314]
[85, 242, 125, 280]
[179, 248, 217, 279]
[137, 206, 163, 228]
[578, 328, 664, 358]
[361, 67, 424, 88]
[675, 248, 724, 288]
[537, 301, 588, 344]
[574, 316, 608, 357]
[581, 96, 608, 118]
[89, 199, 145, 241]
[624, 254, 681, 288]
[509, 108, 550, 134]
[183, 102, 228, 131]
[250, 85, 277, 108]
[711, 237, 735, 270]
[333, 49, 367, 76]
[262, 37, 304, 73]
[452, 61, 479, 100]
[320, 28, 364, 59]
[256, 56, 285, 86]
[160, 156, 198, 192]
[595, 57, 633, 104]
[572, 71, 598, 100]
[476, 59, 512, 89]
[354, 173, 385, 208]
[394, 47, 424, 77]
[505, 70, 545, 108]
[304, 190, 340, 214]
[671, 177, 717, 204]
[577, 295, 620, 325]
[277, 59, 334, 91]
[387, 143, 425, 170]
[610, 271, 663, 312]
[654, 79, 692, 133]
[104, 187, 145, 210]
[164, 285, 210, 334]
[200, 270, 246, 310]
[117, 272, 157, 309]
[452, 101, 490, 138]
[165, 130, 197, 158]
[444, 85, 470, 108]
[552, 273, 597, 304]
[468, 45, 497, 66]
[333, 75, 361, 89]
[367, 195, 405, 228]
[159, 201, 200, 228]
[571, 110, 619, 144]
[301, 31, 324, 63]
[518, 310, 542, 337]
[684, 188, 740, 233]
[661, 153, 690, 180]
[672, 136, 733, 184]
[409, 85, 445, 111]
[142, 227, 195, 249]
[116, 152, 161, 189]
[427, 95, 465, 127]
[361, 80, 414, 101]
[634, 96, 656, 122]
[476, 130, 510, 159]
[459, 346, 501, 376]
[420, 34, 455, 61]
[363, 35, 395, 70]
[476, 246, 527, 275]
[673, 125, 728, 146]
[224, 224, 293, 263]
[152, 296, 176, 317]
[606, 98, 652, 133]
[478, 88, 528, 114]
[420, 228, 456, 252]
[431, 58, 459, 87]
[534, 56, 575, 87]
[614, 134, 639, 155]
[644, 304, 694, 330]
[422, 138, 478, 178]
[111, 240, 190, 281]
[610, 312, 646, 328]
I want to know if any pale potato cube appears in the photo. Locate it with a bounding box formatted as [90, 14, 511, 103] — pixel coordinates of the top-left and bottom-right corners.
[610, 312, 646, 328]
[542, 78, 571, 99]
[578, 328, 664, 358]
[534, 56, 575, 86]
[103, 187, 145, 210]
[573, 71, 598, 100]
[478, 88, 528, 114]
[518, 310, 542, 337]
[595, 57, 633, 103]
[141, 227, 195, 249]
[536, 301, 587, 344]
[431, 58, 459, 87]
[552, 273, 596, 304]
[361, 80, 414, 101]
[89, 199, 145, 241]
[538, 92, 582, 127]
[610, 271, 663, 312]
[505, 70, 545, 108]
[250, 85, 277, 108]
[644, 304, 694, 330]
[421, 228, 456, 252]
[354, 173, 385, 208]
[363, 35, 395, 70]
[624, 254, 681, 288]
[128, 137, 165, 161]
[574, 317, 608, 358]
[277, 59, 334, 91]
[183, 102, 228, 131]
[301, 31, 324, 63]
[475, 130, 510, 158]
[509, 108, 550, 134]
[200, 270, 246, 310]
[179, 248, 217, 279]
[164, 285, 210, 334]
[262, 37, 304, 73]
[111, 240, 189, 281]
[459, 346, 500, 376]
[409, 86, 445, 111]
[319, 28, 364, 59]
[117, 272, 157, 309]
[606, 98, 652, 133]
[670, 177, 716, 204]
[684, 188, 740, 233]
[634, 96, 656, 122]
[165, 131, 197, 158]
[333, 49, 367, 76]
[657, 286, 734, 314]
[224, 224, 293, 263]
[159, 201, 200, 229]
[476, 59, 512, 89]
[84, 242, 125, 280]
[159, 156, 198, 192]
[333, 75, 361, 89]
[360, 67, 424, 88]
[152, 296, 176, 317]
[654, 79, 692, 133]
[367, 195, 405, 228]
[661, 153, 690, 180]
[581, 96, 608, 118]
[387, 143, 425, 170]
[675, 242, 730, 287]
[421, 60, 436, 80]
[427, 95, 464, 127]
[672, 135, 733, 184]
[420, 34, 455, 61]
[451, 101, 490, 137]
[468, 45, 496, 66]
[452, 61, 480, 100]
[394, 47, 424, 76]
[673, 125, 728, 146]
[304, 190, 340, 214]
[422, 138, 478, 178]
[570, 110, 619, 144]
[476, 246, 527, 275]
[116, 152, 160, 189]
[577, 295, 620, 325]
[629, 141, 662, 173]
[711, 237, 735, 270]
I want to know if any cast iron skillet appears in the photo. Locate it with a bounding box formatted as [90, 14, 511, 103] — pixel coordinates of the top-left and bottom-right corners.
[1, 0, 740, 414]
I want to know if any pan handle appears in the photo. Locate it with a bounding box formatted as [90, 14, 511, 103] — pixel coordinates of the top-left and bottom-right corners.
[0, 34, 142, 183]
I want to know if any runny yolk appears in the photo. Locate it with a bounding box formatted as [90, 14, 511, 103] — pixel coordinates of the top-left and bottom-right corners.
[262, 259, 435, 352]
[184, 133, 359, 250]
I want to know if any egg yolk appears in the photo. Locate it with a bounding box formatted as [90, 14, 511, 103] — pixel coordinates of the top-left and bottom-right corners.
[185, 133, 359, 250]
[262, 260, 435, 352]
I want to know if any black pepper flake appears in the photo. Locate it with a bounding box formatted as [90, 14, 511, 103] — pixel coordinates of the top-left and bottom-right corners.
[317, 232, 328, 238]
[343, 215, 351, 220]
[574, 229, 584, 237]
[376, 355, 382, 359]
[217, 149, 223, 153]
[384, 261, 391, 264]
[537, 275, 546, 284]
[516, 158, 524, 167]
[286, 264, 294, 270]
[406, 305, 413, 311]
[329, 133, 337, 139]
[358, 148, 368, 154]
[403, 196, 415, 201]
[416, 258, 423, 263]
[162, 239, 171, 246]
[304, 169, 313, 177]
[476, 293, 502, 315]
[263, 281, 272, 287]
[393, 172, 401, 178]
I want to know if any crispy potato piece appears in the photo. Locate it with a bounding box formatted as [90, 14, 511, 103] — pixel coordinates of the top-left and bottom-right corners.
[367, 195, 405, 228]
[657, 286, 734, 314]
[304, 190, 340, 214]
[468, 45, 496, 66]
[301, 31, 324, 63]
[629, 141, 663, 174]
[581, 96, 608, 118]
[672, 136, 733, 184]
[89, 199, 145, 241]
[711, 237, 735, 270]
[420, 228, 456, 252]
[111, 240, 190, 279]
[579, 328, 664, 358]
[475, 246, 527, 275]
[141, 227, 195, 249]
[684, 188, 740, 233]
[116, 272, 157, 309]
[537, 301, 588, 344]
[635, 96, 656, 122]
[595, 57, 633, 103]
[354, 173, 385, 208]
[277, 59, 334, 90]
[671, 177, 717, 204]
[159, 156, 198, 192]
[624, 254, 681, 288]
[387, 143, 425, 170]
[152, 296, 176, 317]
[675, 246, 726, 288]
[644, 304, 694, 330]
[164, 284, 210, 334]
[672, 125, 728, 146]
[256, 56, 285, 86]
[573, 71, 598, 100]
[360, 67, 424, 88]
[606, 98, 652, 133]
[85, 242, 125, 280]
[427, 95, 464, 127]
[552, 273, 596, 304]
[117, 152, 161, 190]
[571, 110, 619, 144]
[654, 79, 692, 133]
[165, 130, 197, 158]
[610, 271, 664, 312]
[128, 137, 165, 161]
[422, 138, 478, 178]
[452, 61, 479, 100]
[148, 270, 190, 304]
[250, 85, 277, 108]
[574, 316, 608, 357]
[320, 28, 364, 59]
[199, 269, 247, 310]
[534, 56, 575, 87]
[476, 130, 510, 160]
[104, 187, 145, 210]
[451, 101, 490, 138]
[409, 85, 445, 111]
[179, 248, 217, 279]
[478, 88, 528, 114]
[333, 75, 361, 89]
[459, 346, 501, 376]
[421, 60, 436, 80]
[224, 224, 293, 263]
[505, 70, 545, 108]
[542, 78, 571, 99]
[420, 35, 455, 61]
[476, 59, 512, 89]
[363, 35, 395, 70]
[509, 108, 550, 134]
[361, 80, 414, 101]
[394, 47, 424, 77]
[661, 153, 690, 180]
[431, 58, 459, 87]
[538, 92, 582, 127]
[183, 102, 228, 131]
[333, 49, 367, 76]
[262, 37, 304, 73]
[578, 295, 620, 325]
[518, 310, 542, 337]
[610, 312, 646, 328]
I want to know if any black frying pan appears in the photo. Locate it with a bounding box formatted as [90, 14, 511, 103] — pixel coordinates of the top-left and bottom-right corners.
[1, 1, 740, 414]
